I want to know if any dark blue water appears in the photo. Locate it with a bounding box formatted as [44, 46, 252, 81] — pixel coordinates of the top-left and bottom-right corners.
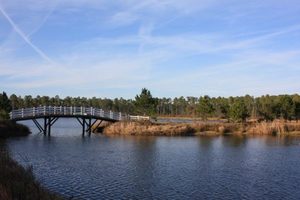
[7, 119, 300, 199]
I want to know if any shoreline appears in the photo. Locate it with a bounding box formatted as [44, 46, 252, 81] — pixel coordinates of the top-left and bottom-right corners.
[0, 121, 64, 200]
[0, 120, 31, 138]
[99, 120, 300, 136]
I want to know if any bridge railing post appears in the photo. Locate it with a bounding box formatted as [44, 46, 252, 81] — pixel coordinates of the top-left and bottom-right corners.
[33, 107, 35, 116]
[21, 108, 24, 118]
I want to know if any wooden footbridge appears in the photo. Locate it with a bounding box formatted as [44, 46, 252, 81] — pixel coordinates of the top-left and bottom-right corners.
[9, 106, 149, 137]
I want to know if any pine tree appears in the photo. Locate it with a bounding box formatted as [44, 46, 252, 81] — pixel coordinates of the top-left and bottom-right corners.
[135, 88, 156, 115]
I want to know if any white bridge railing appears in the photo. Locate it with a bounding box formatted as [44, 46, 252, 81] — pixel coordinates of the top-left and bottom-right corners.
[129, 115, 150, 121]
[9, 106, 151, 122]
[9, 106, 129, 121]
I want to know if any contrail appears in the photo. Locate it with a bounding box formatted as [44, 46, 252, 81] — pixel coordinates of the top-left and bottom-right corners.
[0, 4, 54, 63]
[28, 1, 58, 37]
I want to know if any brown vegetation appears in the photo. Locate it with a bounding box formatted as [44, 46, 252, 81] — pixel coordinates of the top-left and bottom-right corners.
[247, 121, 300, 135]
[0, 143, 63, 200]
[103, 121, 195, 136]
[101, 120, 300, 136]
[0, 121, 30, 138]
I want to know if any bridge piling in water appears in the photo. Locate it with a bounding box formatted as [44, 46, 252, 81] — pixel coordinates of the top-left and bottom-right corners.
[88, 118, 92, 136]
[82, 118, 86, 137]
[48, 118, 51, 136]
[75, 117, 95, 137]
[44, 118, 47, 135]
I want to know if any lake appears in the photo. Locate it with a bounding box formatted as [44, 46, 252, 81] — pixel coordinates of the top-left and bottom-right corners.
[6, 119, 300, 199]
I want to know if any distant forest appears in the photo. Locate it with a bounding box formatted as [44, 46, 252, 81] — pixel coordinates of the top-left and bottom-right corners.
[1, 88, 300, 122]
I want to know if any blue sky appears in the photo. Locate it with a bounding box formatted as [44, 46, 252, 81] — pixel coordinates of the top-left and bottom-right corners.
[0, 0, 300, 99]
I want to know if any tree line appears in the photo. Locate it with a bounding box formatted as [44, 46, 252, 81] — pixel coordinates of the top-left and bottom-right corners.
[1, 89, 300, 121]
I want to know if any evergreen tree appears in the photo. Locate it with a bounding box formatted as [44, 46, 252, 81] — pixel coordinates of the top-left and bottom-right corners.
[277, 95, 295, 120]
[9, 94, 19, 109]
[0, 92, 12, 112]
[229, 98, 249, 122]
[135, 88, 156, 115]
[0, 92, 11, 119]
[257, 95, 275, 121]
[198, 95, 214, 120]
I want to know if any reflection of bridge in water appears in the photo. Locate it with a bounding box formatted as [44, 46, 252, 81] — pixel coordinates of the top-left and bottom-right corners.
[10, 106, 131, 137]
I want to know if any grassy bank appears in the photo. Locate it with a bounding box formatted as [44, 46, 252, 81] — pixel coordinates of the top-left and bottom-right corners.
[0, 142, 63, 200]
[0, 121, 64, 199]
[101, 121, 300, 136]
[0, 120, 31, 138]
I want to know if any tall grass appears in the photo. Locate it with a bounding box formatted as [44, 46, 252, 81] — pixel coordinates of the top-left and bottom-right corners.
[0, 143, 63, 200]
[102, 121, 300, 136]
[247, 121, 284, 135]
[104, 121, 195, 136]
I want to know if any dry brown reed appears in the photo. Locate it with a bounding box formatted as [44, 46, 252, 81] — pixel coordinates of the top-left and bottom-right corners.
[103, 121, 195, 136]
[101, 120, 300, 136]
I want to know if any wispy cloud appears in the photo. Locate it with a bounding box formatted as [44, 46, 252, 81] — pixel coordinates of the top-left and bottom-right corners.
[0, 3, 53, 63]
[27, 1, 58, 37]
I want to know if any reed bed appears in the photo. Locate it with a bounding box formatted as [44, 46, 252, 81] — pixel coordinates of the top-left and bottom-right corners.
[103, 121, 195, 136]
[102, 121, 300, 136]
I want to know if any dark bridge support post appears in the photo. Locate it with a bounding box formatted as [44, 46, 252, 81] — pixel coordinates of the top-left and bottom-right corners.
[48, 118, 51, 136]
[44, 117, 47, 135]
[76, 117, 87, 137]
[76, 117, 98, 137]
[82, 118, 86, 137]
[33, 117, 58, 136]
[32, 117, 54, 136]
[32, 119, 45, 134]
[48, 117, 58, 136]
[88, 118, 92, 136]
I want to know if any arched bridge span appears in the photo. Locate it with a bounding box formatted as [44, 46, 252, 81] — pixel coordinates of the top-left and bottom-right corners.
[10, 106, 130, 136]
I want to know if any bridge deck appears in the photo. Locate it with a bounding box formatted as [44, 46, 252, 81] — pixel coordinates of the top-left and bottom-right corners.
[10, 106, 128, 122]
